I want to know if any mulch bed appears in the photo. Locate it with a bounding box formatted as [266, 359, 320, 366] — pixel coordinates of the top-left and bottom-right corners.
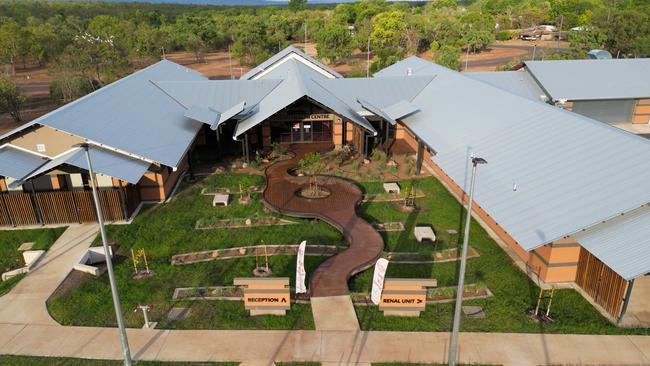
[372, 222, 405, 232]
[195, 217, 297, 229]
[351, 283, 493, 305]
[386, 246, 480, 264]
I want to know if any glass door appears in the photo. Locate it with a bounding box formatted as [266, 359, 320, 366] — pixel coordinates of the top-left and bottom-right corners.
[302, 122, 313, 142]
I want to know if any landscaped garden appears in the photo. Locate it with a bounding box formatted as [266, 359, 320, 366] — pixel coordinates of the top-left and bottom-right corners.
[45, 152, 650, 335]
[0, 227, 66, 296]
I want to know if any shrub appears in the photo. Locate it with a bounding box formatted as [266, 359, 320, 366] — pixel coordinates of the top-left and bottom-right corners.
[50, 76, 98, 102]
[496, 31, 514, 41]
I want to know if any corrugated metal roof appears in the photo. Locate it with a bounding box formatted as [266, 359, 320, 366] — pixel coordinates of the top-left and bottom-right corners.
[393, 57, 650, 251]
[0, 146, 48, 180]
[573, 205, 650, 280]
[466, 71, 548, 102]
[12, 146, 150, 186]
[154, 80, 281, 112]
[29, 60, 207, 168]
[315, 76, 434, 112]
[357, 98, 397, 125]
[241, 45, 342, 80]
[184, 106, 220, 126]
[234, 59, 376, 138]
[524, 59, 650, 101]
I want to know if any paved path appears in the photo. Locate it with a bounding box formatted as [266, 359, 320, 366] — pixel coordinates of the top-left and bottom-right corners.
[311, 296, 360, 331]
[263, 144, 384, 297]
[1, 323, 649, 365]
[0, 224, 97, 325]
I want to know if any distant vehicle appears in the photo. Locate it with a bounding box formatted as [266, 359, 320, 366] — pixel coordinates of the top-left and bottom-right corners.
[519, 25, 559, 41]
[587, 49, 613, 59]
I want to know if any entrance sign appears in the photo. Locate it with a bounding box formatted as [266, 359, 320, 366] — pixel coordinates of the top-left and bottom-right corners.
[379, 278, 437, 317]
[234, 277, 290, 316]
[371, 258, 389, 305]
[296, 241, 307, 294]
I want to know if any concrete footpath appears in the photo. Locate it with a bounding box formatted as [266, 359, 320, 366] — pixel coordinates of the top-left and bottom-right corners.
[1, 324, 649, 365]
[0, 224, 97, 325]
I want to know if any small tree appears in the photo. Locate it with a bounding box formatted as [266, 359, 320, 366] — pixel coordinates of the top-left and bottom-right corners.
[315, 22, 353, 64]
[299, 152, 326, 196]
[434, 45, 461, 70]
[288, 0, 307, 12]
[0, 75, 26, 123]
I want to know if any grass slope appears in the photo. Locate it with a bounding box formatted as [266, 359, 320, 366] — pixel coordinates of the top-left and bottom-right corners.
[0, 227, 66, 296]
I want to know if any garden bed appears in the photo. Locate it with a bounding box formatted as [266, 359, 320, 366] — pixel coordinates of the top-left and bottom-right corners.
[372, 222, 405, 232]
[171, 244, 340, 265]
[386, 247, 480, 264]
[195, 216, 297, 229]
[363, 189, 426, 202]
[172, 286, 311, 303]
[351, 283, 493, 305]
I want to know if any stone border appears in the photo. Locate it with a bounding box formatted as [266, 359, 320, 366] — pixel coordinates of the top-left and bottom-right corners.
[171, 244, 341, 265]
[362, 189, 426, 202]
[351, 283, 493, 306]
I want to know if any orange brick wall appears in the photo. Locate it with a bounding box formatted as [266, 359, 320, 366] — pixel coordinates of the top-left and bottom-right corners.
[633, 99, 650, 124]
[138, 156, 188, 202]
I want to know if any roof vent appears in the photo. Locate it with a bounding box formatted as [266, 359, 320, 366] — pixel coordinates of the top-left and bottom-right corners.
[406, 68, 413, 76]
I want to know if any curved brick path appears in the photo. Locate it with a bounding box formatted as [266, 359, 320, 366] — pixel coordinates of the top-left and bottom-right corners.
[262, 144, 384, 297]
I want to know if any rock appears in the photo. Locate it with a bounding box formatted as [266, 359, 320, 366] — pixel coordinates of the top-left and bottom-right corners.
[363, 159, 370, 165]
[261, 158, 270, 164]
[242, 163, 248, 169]
[238, 248, 247, 255]
[245, 218, 252, 226]
[231, 164, 238, 169]
[211, 251, 220, 258]
[215, 166, 225, 173]
[387, 160, 397, 167]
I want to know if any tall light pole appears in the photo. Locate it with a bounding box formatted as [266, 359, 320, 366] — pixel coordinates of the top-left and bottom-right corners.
[448, 156, 487, 366]
[79, 143, 133, 366]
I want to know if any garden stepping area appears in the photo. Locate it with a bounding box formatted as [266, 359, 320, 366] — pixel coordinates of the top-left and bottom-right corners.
[263, 143, 385, 297]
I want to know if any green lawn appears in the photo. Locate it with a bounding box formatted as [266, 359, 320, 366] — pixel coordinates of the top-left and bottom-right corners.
[45, 172, 650, 335]
[48, 173, 339, 329]
[0, 227, 67, 296]
[0, 355, 237, 365]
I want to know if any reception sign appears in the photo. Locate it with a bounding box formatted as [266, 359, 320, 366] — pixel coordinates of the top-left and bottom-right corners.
[379, 278, 437, 317]
[234, 277, 290, 316]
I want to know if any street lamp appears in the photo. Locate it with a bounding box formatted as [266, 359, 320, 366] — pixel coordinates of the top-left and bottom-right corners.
[448, 156, 487, 366]
[78, 143, 133, 366]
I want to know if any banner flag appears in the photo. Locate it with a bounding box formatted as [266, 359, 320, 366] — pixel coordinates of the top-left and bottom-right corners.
[296, 240, 307, 294]
[370, 258, 389, 305]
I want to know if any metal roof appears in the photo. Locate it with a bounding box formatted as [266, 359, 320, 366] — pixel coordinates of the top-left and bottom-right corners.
[466, 71, 548, 102]
[0, 146, 48, 180]
[27, 60, 207, 168]
[524, 59, 650, 101]
[11, 146, 150, 186]
[573, 205, 650, 280]
[393, 57, 650, 251]
[234, 59, 376, 138]
[241, 45, 342, 80]
[315, 76, 434, 112]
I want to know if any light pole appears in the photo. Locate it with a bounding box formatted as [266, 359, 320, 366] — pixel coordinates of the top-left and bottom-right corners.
[448, 156, 487, 366]
[79, 143, 133, 366]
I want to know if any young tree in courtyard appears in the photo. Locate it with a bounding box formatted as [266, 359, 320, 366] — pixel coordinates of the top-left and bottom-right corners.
[0, 75, 26, 123]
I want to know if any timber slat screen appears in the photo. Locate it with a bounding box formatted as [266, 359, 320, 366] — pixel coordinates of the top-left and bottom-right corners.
[576, 248, 628, 317]
[0, 189, 127, 227]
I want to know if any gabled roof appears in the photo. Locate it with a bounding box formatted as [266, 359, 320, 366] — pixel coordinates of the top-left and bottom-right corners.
[11, 145, 151, 186]
[466, 71, 548, 102]
[387, 57, 650, 253]
[524, 59, 650, 101]
[241, 45, 342, 80]
[234, 59, 376, 138]
[0, 145, 48, 180]
[573, 204, 650, 280]
[22, 60, 207, 168]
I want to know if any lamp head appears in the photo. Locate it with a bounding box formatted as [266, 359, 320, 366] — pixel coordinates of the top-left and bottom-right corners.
[472, 157, 487, 166]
